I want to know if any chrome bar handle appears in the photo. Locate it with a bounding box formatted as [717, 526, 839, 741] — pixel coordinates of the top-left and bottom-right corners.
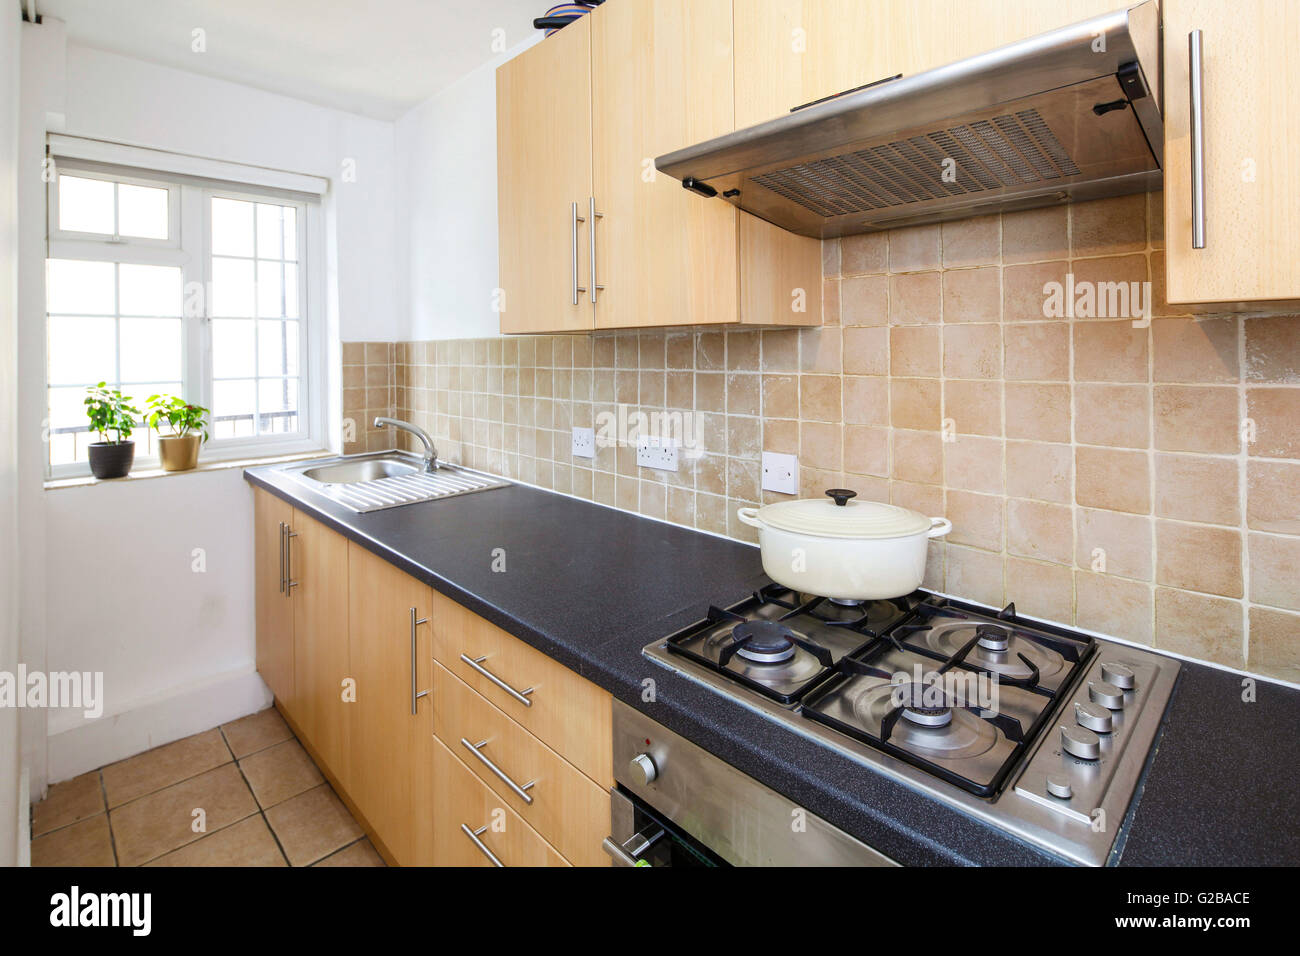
[410, 607, 429, 715]
[277, 522, 286, 594]
[588, 196, 605, 304]
[601, 826, 663, 867]
[1188, 29, 1206, 249]
[461, 824, 504, 867]
[284, 527, 298, 592]
[571, 201, 587, 305]
[460, 738, 536, 804]
[459, 653, 534, 707]
[601, 836, 639, 866]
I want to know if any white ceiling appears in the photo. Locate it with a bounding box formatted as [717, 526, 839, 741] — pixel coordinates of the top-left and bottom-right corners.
[34, 0, 545, 120]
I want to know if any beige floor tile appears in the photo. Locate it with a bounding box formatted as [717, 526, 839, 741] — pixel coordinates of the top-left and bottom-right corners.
[31, 813, 115, 867]
[265, 784, 363, 866]
[145, 815, 287, 867]
[32, 771, 105, 837]
[110, 763, 258, 866]
[221, 707, 293, 758]
[313, 838, 386, 867]
[101, 728, 232, 808]
[239, 739, 323, 809]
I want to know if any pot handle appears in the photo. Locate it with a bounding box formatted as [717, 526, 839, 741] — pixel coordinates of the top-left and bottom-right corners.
[927, 517, 953, 538]
[736, 506, 762, 529]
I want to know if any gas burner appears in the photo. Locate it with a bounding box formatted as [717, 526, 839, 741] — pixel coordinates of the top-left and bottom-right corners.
[828, 597, 863, 607]
[730, 620, 797, 664]
[902, 705, 953, 728]
[975, 623, 1012, 651]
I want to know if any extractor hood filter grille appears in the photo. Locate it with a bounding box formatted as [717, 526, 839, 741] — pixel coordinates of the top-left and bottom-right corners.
[751, 108, 1082, 218]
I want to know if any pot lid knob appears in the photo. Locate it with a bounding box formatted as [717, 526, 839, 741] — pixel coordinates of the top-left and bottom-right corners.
[825, 488, 857, 507]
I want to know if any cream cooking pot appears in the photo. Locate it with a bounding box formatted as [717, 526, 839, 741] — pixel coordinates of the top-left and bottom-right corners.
[737, 489, 952, 600]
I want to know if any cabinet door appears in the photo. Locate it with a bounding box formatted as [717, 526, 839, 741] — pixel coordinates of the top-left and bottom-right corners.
[253, 488, 294, 704]
[497, 15, 595, 333]
[1163, 0, 1300, 304]
[432, 737, 568, 867]
[590, 0, 740, 328]
[347, 543, 434, 866]
[289, 510, 352, 789]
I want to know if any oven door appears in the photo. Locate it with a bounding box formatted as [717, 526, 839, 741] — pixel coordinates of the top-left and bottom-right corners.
[602, 787, 725, 867]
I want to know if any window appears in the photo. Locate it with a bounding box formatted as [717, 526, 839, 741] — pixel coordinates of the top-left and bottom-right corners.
[45, 158, 322, 476]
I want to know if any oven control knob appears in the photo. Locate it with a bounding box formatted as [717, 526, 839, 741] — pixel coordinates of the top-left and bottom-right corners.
[629, 753, 658, 785]
[1088, 679, 1126, 710]
[1101, 662, 1136, 690]
[1075, 700, 1113, 733]
[1060, 724, 1101, 760]
[1046, 774, 1073, 799]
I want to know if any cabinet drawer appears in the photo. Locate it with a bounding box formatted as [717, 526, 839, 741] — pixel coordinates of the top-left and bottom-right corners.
[432, 736, 568, 867]
[430, 589, 613, 787]
[434, 663, 611, 866]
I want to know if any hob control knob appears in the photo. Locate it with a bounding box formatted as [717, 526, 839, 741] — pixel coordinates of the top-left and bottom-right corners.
[1061, 724, 1101, 760]
[629, 753, 658, 785]
[1101, 661, 1136, 690]
[1088, 679, 1126, 710]
[1075, 700, 1113, 733]
[1046, 774, 1073, 799]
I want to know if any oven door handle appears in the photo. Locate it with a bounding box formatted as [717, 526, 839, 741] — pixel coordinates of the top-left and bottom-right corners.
[601, 826, 664, 867]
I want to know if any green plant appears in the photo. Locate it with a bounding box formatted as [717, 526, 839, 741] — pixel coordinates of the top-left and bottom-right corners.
[83, 384, 141, 445]
[145, 393, 210, 443]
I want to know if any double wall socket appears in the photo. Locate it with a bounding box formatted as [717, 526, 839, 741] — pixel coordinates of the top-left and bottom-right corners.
[636, 436, 679, 472]
[761, 451, 799, 494]
[571, 426, 595, 459]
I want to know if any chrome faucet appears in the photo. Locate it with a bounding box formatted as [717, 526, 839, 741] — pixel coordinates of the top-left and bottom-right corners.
[373, 417, 438, 472]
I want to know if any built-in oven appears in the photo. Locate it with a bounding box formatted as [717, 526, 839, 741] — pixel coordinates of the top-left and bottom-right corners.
[604, 699, 897, 867]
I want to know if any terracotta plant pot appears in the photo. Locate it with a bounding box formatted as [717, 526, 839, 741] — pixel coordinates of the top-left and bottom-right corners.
[87, 441, 135, 479]
[158, 433, 201, 472]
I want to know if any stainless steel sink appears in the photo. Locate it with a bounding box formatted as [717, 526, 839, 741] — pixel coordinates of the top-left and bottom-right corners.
[283, 452, 509, 513]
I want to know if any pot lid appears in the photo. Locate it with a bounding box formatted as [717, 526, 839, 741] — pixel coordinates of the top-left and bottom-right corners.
[757, 488, 935, 539]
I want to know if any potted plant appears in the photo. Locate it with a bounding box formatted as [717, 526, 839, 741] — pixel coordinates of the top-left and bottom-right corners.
[84, 383, 141, 479]
[145, 393, 210, 472]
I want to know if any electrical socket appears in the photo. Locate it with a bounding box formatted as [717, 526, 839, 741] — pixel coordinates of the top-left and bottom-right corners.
[636, 436, 679, 473]
[571, 426, 595, 459]
[761, 451, 799, 494]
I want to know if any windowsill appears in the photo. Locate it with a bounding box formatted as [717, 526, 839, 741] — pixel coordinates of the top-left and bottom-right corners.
[44, 449, 331, 490]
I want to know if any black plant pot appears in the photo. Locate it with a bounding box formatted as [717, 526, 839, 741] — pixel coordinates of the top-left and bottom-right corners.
[87, 441, 135, 479]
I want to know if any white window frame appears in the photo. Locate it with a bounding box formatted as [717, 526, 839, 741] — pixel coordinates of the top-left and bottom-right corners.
[45, 145, 329, 479]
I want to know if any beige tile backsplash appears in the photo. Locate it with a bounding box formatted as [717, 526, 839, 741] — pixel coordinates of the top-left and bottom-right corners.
[343, 192, 1300, 683]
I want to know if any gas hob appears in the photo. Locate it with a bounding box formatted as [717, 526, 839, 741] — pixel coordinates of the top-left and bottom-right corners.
[643, 584, 1180, 866]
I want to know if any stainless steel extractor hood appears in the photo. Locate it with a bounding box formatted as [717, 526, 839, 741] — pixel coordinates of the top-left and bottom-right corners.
[656, 1, 1163, 238]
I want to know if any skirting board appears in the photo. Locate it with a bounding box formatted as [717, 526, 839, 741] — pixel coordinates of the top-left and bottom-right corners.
[45, 669, 272, 786]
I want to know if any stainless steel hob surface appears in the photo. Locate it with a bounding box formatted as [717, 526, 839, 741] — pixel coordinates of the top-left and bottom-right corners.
[642, 585, 1180, 866]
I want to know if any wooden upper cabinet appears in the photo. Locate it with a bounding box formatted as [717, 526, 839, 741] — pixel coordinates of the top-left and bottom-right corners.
[1163, 0, 1300, 305]
[497, 16, 595, 333]
[734, 1, 1135, 127]
[590, 0, 738, 329]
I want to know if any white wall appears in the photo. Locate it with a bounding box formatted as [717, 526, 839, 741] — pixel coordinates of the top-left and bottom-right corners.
[1, 4, 24, 868]
[395, 37, 537, 341]
[18, 21, 402, 789]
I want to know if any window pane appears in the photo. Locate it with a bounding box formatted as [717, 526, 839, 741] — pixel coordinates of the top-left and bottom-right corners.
[117, 183, 169, 240]
[47, 259, 115, 315]
[257, 320, 300, 377]
[212, 319, 256, 378]
[211, 257, 255, 317]
[48, 385, 91, 430]
[211, 198, 254, 257]
[283, 262, 299, 318]
[256, 204, 282, 259]
[48, 316, 116, 385]
[256, 260, 283, 317]
[214, 379, 256, 437]
[58, 175, 114, 235]
[119, 264, 182, 316]
[119, 318, 182, 383]
[258, 378, 298, 434]
[282, 206, 298, 260]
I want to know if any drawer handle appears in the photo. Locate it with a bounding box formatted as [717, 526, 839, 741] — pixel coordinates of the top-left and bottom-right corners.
[460, 654, 534, 707]
[460, 823, 504, 867]
[461, 737, 536, 805]
[1188, 29, 1206, 249]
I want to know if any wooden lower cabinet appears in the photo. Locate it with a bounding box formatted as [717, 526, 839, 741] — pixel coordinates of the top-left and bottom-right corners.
[432, 736, 568, 867]
[253, 489, 294, 703]
[347, 543, 435, 866]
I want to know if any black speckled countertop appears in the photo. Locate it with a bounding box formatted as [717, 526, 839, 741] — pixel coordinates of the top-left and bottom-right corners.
[245, 463, 1300, 867]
